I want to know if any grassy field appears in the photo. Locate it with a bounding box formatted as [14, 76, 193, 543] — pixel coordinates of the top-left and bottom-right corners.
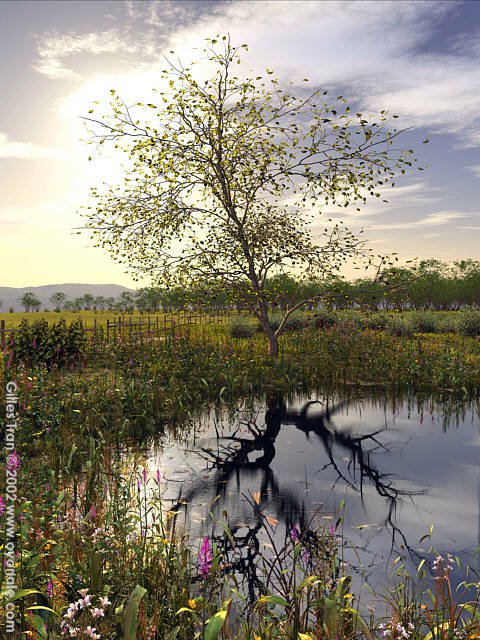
[2, 310, 480, 637]
[0, 308, 229, 329]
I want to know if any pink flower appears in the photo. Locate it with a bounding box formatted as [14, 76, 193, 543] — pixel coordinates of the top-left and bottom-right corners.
[89, 505, 97, 519]
[77, 588, 89, 598]
[83, 626, 97, 637]
[290, 524, 300, 542]
[156, 469, 161, 484]
[142, 468, 148, 484]
[7, 450, 20, 472]
[99, 596, 111, 608]
[0, 496, 5, 516]
[198, 536, 213, 580]
[91, 608, 104, 618]
[46, 579, 53, 598]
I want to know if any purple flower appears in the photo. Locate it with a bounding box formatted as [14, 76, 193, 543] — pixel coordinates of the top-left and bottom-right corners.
[303, 548, 309, 563]
[46, 579, 53, 598]
[0, 496, 5, 516]
[330, 525, 335, 536]
[7, 450, 20, 472]
[290, 524, 300, 542]
[156, 468, 161, 484]
[142, 468, 148, 484]
[198, 535, 213, 579]
[89, 505, 97, 519]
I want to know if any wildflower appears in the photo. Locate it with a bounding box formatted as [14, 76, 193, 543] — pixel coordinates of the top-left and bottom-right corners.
[99, 596, 111, 608]
[46, 579, 53, 598]
[83, 627, 98, 638]
[7, 450, 20, 472]
[290, 524, 300, 542]
[330, 525, 335, 536]
[0, 496, 5, 516]
[142, 468, 148, 484]
[188, 599, 197, 609]
[156, 468, 161, 483]
[303, 547, 309, 563]
[198, 535, 213, 579]
[91, 608, 104, 618]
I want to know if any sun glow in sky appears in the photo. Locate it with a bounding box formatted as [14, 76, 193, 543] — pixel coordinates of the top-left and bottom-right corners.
[1, 0, 479, 287]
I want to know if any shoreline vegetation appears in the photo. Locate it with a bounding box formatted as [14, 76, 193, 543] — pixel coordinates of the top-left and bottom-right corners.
[1, 309, 480, 638]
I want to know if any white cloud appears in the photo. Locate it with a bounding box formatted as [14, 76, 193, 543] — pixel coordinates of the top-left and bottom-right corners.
[372, 210, 472, 231]
[33, 28, 165, 80]
[33, 1, 480, 147]
[0, 133, 65, 160]
[467, 165, 480, 178]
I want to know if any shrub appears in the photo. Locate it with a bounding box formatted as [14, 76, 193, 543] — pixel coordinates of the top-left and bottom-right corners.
[5, 318, 87, 367]
[363, 312, 389, 330]
[313, 310, 337, 329]
[458, 311, 480, 337]
[228, 317, 260, 338]
[387, 317, 414, 337]
[412, 312, 439, 334]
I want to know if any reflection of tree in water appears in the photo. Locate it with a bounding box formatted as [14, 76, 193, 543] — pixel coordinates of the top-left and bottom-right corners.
[170, 394, 424, 601]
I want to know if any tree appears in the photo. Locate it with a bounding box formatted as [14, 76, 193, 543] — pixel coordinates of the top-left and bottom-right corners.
[19, 292, 41, 313]
[84, 36, 420, 356]
[50, 292, 67, 312]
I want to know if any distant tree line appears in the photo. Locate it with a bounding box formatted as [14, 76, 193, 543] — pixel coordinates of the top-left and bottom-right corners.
[7, 259, 480, 315]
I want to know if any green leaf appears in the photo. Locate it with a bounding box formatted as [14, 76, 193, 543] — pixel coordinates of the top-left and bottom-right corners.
[5, 588, 41, 601]
[26, 605, 58, 615]
[204, 607, 228, 640]
[25, 613, 48, 638]
[258, 594, 289, 608]
[123, 585, 147, 640]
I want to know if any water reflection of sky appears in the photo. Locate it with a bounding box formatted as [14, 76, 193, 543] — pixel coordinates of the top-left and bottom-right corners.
[141, 394, 480, 593]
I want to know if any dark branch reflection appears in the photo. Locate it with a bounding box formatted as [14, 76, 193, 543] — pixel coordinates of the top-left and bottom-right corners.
[165, 394, 428, 601]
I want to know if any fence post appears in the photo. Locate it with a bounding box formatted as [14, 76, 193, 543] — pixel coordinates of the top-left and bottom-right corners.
[0, 320, 5, 351]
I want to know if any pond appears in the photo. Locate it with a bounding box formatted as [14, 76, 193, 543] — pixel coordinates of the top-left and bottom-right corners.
[135, 392, 480, 600]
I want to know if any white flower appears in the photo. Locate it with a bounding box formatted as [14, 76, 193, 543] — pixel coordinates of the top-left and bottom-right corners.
[99, 596, 111, 608]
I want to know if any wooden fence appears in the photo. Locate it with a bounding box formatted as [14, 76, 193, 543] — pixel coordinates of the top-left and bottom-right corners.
[0, 311, 233, 350]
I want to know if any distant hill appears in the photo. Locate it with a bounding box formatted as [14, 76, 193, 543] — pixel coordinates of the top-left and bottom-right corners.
[0, 284, 134, 312]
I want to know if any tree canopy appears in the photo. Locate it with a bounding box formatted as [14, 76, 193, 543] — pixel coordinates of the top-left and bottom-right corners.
[84, 36, 421, 355]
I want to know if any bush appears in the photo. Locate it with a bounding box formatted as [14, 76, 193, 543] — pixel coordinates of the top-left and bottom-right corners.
[363, 312, 389, 330]
[4, 318, 87, 367]
[313, 310, 337, 329]
[228, 317, 260, 338]
[412, 312, 439, 334]
[387, 317, 414, 337]
[458, 312, 480, 337]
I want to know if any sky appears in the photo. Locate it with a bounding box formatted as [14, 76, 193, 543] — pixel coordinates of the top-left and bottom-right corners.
[0, 0, 479, 288]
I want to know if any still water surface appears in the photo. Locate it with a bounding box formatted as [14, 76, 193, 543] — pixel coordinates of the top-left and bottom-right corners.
[138, 393, 480, 595]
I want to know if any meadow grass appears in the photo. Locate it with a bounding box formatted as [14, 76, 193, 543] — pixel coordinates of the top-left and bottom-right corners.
[2, 315, 480, 637]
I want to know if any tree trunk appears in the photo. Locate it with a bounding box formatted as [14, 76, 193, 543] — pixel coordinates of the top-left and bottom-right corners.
[268, 333, 279, 357]
[256, 296, 280, 358]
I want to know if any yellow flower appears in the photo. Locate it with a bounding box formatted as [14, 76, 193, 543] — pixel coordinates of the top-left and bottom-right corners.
[188, 599, 197, 609]
[254, 636, 262, 640]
